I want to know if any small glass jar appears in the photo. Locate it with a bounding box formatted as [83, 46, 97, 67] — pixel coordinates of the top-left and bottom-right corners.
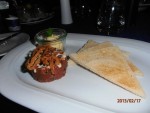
[34, 28, 67, 50]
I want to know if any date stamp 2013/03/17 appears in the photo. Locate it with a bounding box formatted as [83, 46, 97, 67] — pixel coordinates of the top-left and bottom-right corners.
[117, 99, 141, 103]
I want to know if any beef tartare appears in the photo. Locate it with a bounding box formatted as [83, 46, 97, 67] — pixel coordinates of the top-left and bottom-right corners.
[25, 45, 68, 82]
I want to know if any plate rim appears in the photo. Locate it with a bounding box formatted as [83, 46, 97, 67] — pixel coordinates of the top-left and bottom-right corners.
[20, 12, 54, 25]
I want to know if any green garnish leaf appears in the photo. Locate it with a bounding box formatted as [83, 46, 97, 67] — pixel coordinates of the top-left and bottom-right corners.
[46, 28, 53, 36]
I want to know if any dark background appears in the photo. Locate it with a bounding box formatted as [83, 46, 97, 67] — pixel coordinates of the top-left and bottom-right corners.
[17, 0, 150, 42]
[1, 0, 150, 113]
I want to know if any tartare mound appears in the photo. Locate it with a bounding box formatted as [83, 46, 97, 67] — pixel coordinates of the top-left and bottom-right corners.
[25, 45, 67, 82]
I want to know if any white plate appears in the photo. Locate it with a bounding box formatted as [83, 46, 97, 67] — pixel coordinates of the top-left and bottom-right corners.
[0, 33, 30, 56]
[0, 33, 150, 113]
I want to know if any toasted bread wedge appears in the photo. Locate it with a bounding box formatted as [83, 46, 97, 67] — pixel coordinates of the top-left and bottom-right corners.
[70, 40, 145, 97]
[78, 40, 113, 52]
[127, 60, 144, 76]
[78, 40, 143, 76]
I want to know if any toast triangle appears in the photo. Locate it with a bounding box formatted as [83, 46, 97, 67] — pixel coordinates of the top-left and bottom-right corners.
[69, 40, 145, 97]
[78, 40, 143, 76]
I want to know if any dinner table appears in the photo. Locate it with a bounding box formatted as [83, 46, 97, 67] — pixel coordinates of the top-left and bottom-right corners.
[0, 5, 150, 113]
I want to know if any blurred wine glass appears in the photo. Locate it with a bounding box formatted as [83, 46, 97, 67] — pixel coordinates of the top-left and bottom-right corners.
[16, 0, 51, 23]
[17, 5, 31, 22]
[73, 0, 92, 19]
[97, 0, 126, 35]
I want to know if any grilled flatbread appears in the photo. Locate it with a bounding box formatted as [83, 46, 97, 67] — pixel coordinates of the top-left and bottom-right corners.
[69, 40, 145, 97]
